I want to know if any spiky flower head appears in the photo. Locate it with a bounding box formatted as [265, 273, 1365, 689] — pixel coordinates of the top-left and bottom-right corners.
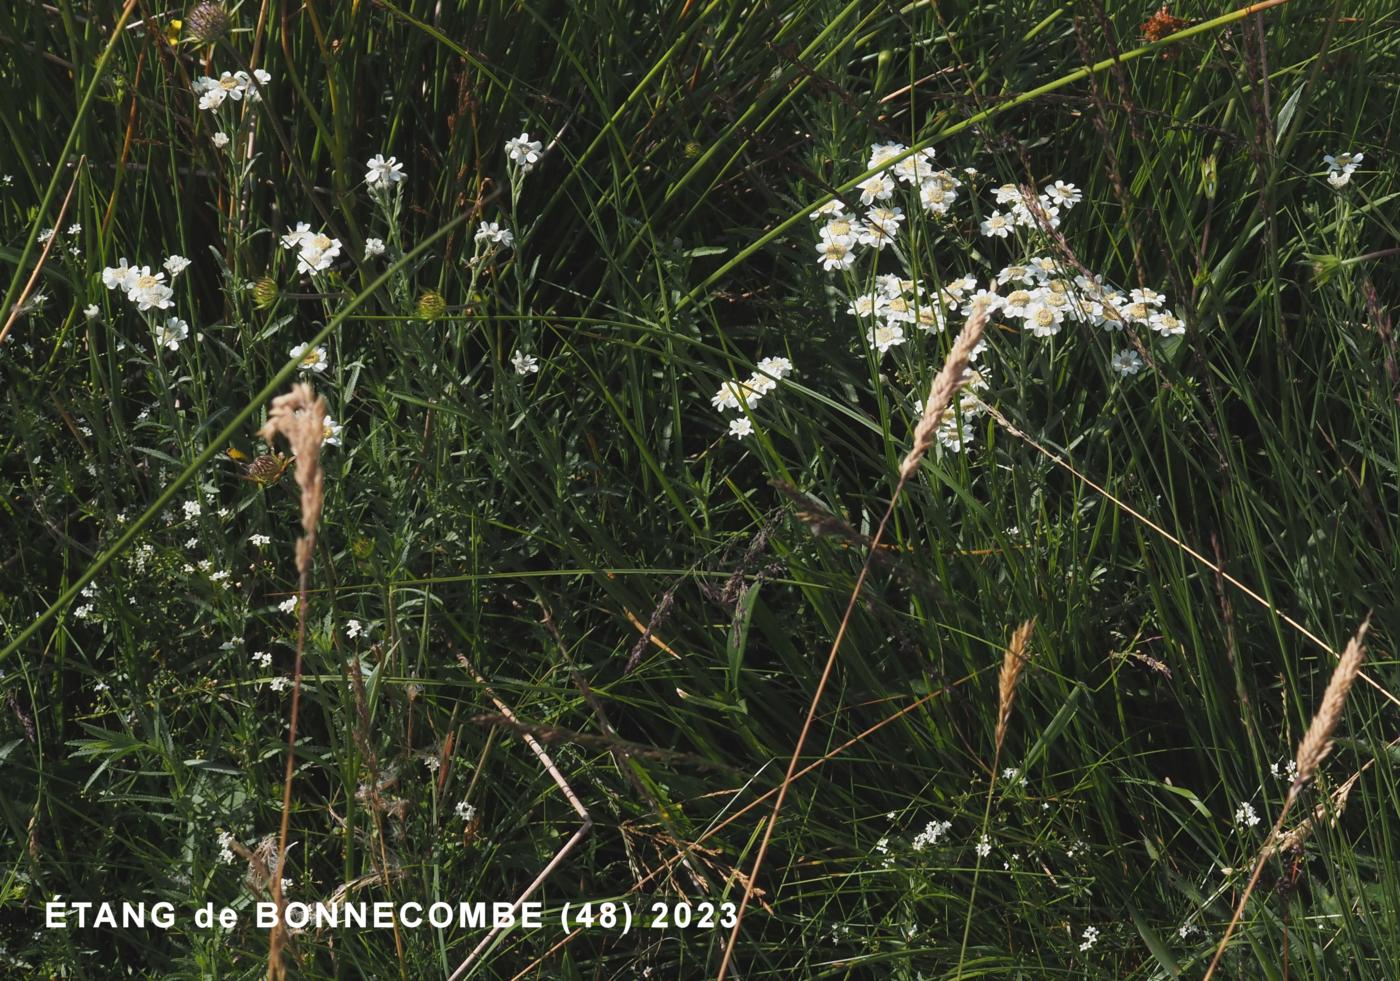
[184, 2, 230, 44]
[415, 290, 447, 321]
[252, 276, 280, 310]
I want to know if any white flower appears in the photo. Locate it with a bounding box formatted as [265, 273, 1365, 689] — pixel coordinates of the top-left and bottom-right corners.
[216, 831, 236, 864]
[455, 800, 477, 822]
[249, 533, 272, 547]
[867, 323, 906, 354]
[819, 218, 857, 246]
[856, 172, 896, 205]
[892, 148, 937, 185]
[1079, 926, 1100, 952]
[975, 834, 991, 858]
[816, 237, 856, 271]
[727, 417, 754, 438]
[280, 222, 314, 250]
[101, 259, 136, 292]
[1129, 287, 1166, 307]
[37, 227, 55, 244]
[808, 199, 847, 221]
[163, 255, 191, 277]
[365, 153, 406, 187]
[474, 221, 514, 248]
[346, 619, 364, 639]
[1148, 309, 1186, 337]
[321, 414, 343, 446]
[363, 237, 386, 259]
[980, 211, 1013, 238]
[755, 356, 793, 380]
[1043, 180, 1082, 208]
[289, 343, 329, 373]
[157, 317, 189, 351]
[182, 499, 201, 519]
[268, 676, 291, 692]
[863, 206, 904, 240]
[511, 351, 540, 375]
[1110, 349, 1144, 375]
[125, 267, 174, 311]
[252, 650, 272, 669]
[83, 304, 101, 320]
[295, 232, 341, 274]
[212, 131, 230, 148]
[505, 132, 543, 172]
[277, 597, 298, 614]
[918, 179, 956, 215]
[1323, 151, 1363, 187]
[711, 380, 756, 412]
[1235, 802, 1260, 828]
[1024, 303, 1064, 338]
[961, 288, 1004, 319]
[867, 142, 907, 170]
[66, 223, 82, 236]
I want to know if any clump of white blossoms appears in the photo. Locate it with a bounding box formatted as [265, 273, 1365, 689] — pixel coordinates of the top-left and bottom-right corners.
[1322, 151, 1364, 188]
[455, 800, 476, 822]
[711, 356, 794, 438]
[812, 142, 1187, 451]
[280, 222, 342, 274]
[511, 351, 540, 375]
[504, 132, 543, 173]
[193, 68, 270, 112]
[101, 258, 175, 311]
[1079, 925, 1100, 952]
[1234, 801, 1260, 829]
[911, 818, 952, 851]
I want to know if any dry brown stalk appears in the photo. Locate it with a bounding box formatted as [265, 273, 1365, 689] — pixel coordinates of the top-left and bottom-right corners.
[717, 311, 988, 981]
[1203, 618, 1370, 981]
[995, 619, 1036, 755]
[259, 383, 328, 981]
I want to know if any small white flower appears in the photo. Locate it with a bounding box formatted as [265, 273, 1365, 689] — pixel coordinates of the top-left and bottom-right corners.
[809, 199, 847, 221]
[277, 597, 298, 614]
[1322, 151, 1363, 188]
[819, 217, 857, 246]
[289, 343, 329, 373]
[1110, 349, 1144, 376]
[212, 131, 230, 148]
[1079, 925, 1100, 952]
[455, 800, 477, 822]
[66, 223, 82, 236]
[727, 417, 754, 438]
[321, 414, 343, 446]
[37, 227, 55, 245]
[980, 211, 1013, 238]
[474, 221, 514, 248]
[157, 317, 190, 351]
[182, 499, 201, 519]
[216, 831, 236, 864]
[711, 380, 753, 412]
[363, 237, 386, 259]
[251, 650, 272, 669]
[911, 819, 951, 851]
[249, 533, 272, 547]
[125, 267, 174, 311]
[505, 132, 543, 172]
[856, 172, 896, 205]
[1043, 180, 1082, 208]
[295, 232, 341, 274]
[755, 356, 793, 380]
[365, 153, 406, 187]
[511, 351, 540, 375]
[816, 237, 856, 270]
[1148, 309, 1186, 337]
[268, 676, 291, 692]
[163, 254, 191, 277]
[867, 323, 906, 354]
[975, 834, 991, 858]
[345, 619, 364, 639]
[281, 222, 314, 250]
[84, 304, 101, 320]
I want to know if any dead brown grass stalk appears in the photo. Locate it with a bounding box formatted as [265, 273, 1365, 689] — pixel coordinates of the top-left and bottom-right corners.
[259, 383, 328, 981]
[716, 311, 987, 981]
[1203, 618, 1370, 980]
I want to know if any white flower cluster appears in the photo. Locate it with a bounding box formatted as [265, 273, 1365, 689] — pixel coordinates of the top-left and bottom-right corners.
[711, 356, 794, 438]
[281, 223, 342, 274]
[910, 818, 952, 852]
[1234, 801, 1260, 829]
[101, 256, 187, 312]
[365, 153, 405, 188]
[193, 69, 271, 112]
[813, 144, 1189, 450]
[1079, 925, 1100, 952]
[1323, 151, 1364, 188]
